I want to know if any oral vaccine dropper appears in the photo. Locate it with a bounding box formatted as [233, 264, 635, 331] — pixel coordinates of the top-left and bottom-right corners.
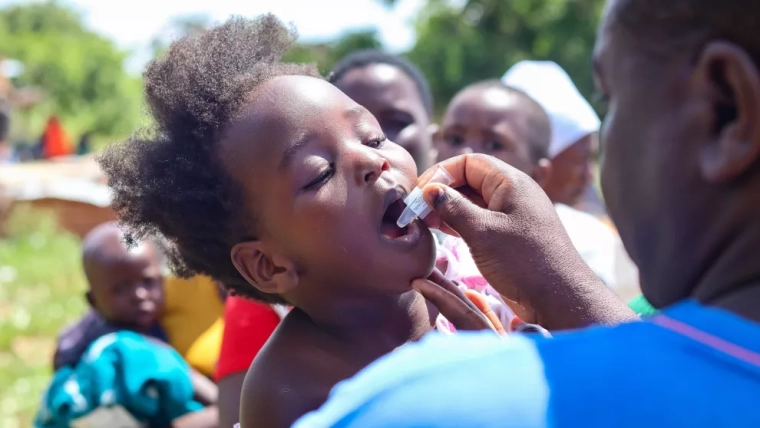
[396, 166, 455, 228]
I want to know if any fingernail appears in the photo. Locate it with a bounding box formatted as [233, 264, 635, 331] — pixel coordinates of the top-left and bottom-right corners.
[428, 185, 446, 209]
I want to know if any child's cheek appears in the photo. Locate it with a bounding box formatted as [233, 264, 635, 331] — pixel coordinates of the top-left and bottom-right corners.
[385, 143, 418, 183]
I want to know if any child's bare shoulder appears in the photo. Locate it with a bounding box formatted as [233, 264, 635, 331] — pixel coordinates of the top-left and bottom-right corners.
[239, 309, 356, 428]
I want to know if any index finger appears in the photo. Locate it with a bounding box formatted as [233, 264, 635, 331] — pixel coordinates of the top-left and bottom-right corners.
[417, 154, 516, 208]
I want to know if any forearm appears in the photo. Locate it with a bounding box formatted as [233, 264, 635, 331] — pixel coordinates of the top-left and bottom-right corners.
[191, 369, 218, 406]
[217, 373, 246, 428]
[482, 229, 638, 331]
[172, 406, 218, 428]
[520, 245, 639, 330]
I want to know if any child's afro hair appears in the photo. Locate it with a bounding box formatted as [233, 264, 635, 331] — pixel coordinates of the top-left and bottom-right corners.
[97, 15, 320, 303]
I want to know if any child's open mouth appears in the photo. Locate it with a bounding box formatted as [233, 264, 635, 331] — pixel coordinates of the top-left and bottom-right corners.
[380, 197, 409, 240]
[378, 188, 426, 248]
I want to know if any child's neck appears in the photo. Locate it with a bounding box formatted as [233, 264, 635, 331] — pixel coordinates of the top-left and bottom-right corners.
[298, 290, 435, 355]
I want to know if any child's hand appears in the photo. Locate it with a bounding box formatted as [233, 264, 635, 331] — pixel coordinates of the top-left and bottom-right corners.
[412, 269, 506, 335]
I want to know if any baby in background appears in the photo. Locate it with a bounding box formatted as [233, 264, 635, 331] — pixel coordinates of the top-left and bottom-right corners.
[53, 222, 167, 370]
[42, 222, 218, 428]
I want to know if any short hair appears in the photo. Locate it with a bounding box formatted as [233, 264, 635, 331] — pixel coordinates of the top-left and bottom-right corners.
[609, 0, 760, 64]
[97, 15, 319, 303]
[463, 80, 551, 162]
[328, 49, 434, 117]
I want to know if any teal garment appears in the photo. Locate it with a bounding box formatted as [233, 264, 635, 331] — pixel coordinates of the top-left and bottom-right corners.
[36, 331, 202, 428]
[628, 294, 659, 317]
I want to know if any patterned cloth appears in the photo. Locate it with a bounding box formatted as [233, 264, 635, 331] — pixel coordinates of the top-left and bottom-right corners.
[53, 310, 167, 370]
[434, 236, 516, 334]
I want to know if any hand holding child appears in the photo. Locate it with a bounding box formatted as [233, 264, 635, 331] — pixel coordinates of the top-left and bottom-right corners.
[413, 269, 506, 335]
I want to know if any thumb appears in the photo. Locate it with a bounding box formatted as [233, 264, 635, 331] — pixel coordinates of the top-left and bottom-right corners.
[422, 183, 487, 239]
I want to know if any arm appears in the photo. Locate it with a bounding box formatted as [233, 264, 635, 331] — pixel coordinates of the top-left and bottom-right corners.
[218, 373, 246, 428]
[172, 406, 219, 428]
[215, 297, 282, 427]
[191, 369, 218, 406]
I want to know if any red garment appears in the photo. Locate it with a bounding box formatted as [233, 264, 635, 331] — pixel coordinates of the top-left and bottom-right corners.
[215, 296, 281, 381]
[41, 116, 73, 159]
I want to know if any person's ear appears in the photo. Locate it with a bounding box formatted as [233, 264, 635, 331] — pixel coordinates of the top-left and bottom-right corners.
[85, 291, 95, 308]
[231, 241, 299, 296]
[695, 41, 760, 183]
[531, 158, 553, 188]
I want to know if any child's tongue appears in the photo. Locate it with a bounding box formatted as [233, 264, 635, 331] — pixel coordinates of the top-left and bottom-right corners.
[380, 220, 406, 239]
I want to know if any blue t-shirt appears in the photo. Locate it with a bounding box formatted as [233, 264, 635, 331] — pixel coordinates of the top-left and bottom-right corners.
[294, 301, 760, 427]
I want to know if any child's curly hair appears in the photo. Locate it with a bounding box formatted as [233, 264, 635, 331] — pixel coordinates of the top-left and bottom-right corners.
[98, 15, 319, 302]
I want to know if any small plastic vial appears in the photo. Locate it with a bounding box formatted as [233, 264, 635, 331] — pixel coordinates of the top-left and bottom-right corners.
[397, 166, 455, 228]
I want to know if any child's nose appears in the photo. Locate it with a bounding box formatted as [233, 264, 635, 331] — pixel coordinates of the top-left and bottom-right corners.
[135, 286, 148, 300]
[459, 145, 475, 155]
[355, 148, 390, 186]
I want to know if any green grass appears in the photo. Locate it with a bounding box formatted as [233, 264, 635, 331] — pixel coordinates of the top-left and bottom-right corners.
[0, 208, 87, 428]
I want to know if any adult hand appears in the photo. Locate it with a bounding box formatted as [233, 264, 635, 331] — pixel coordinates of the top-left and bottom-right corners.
[413, 269, 506, 335]
[418, 154, 637, 330]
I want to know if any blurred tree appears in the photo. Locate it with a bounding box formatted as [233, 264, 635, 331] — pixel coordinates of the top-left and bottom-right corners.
[380, 0, 605, 114]
[151, 13, 212, 58]
[285, 29, 382, 75]
[0, 0, 141, 140]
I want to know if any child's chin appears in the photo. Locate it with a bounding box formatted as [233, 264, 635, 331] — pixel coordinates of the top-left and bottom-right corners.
[408, 236, 438, 280]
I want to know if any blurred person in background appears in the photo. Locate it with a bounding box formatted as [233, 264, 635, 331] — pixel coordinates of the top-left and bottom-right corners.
[329, 49, 437, 173]
[46, 222, 218, 427]
[53, 223, 169, 370]
[0, 100, 11, 163]
[502, 60, 639, 299]
[40, 116, 73, 159]
[503, 61, 605, 217]
[435, 79, 637, 296]
[77, 131, 92, 156]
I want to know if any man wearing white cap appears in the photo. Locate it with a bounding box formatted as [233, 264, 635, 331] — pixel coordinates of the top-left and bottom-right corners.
[502, 60, 638, 297]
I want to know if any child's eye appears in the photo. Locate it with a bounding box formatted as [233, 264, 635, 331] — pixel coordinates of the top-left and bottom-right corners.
[484, 140, 504, 152]
[365, 135, 387, 149]
[303, 163, 335, 191]
[446, 135, 464, 146]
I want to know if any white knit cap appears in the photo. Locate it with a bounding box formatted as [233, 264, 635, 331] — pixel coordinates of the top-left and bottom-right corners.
[502, 60, 600, 158]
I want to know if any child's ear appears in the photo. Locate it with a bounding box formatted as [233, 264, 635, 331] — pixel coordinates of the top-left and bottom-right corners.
[531, 158, 553, 188]
[231, 241, 299, 296]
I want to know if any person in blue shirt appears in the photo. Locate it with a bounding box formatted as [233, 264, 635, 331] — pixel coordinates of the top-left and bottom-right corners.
[294, 0, 760, 426]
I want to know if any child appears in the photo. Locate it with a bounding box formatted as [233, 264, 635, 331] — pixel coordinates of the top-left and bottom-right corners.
[53, 222, 167, 369]
[435, 81, 624, 290]
[502, 60, 601, 212]
[45, 222, 218, 427]
[98, 16, 514, 428]
[329, 50, 436, 172]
